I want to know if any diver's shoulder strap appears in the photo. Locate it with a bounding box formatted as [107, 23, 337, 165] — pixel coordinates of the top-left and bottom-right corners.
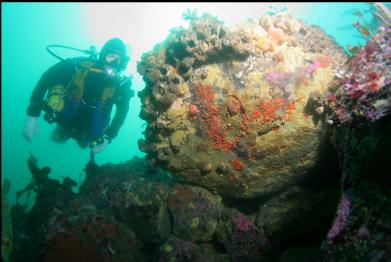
[73, 57, 97, 71]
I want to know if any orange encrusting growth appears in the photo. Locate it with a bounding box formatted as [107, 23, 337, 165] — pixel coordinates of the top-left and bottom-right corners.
[258, 97, 287, 122]
[231, 158, 246, 171]
[194, 82, 296, 171]
[195, 83, 234, 152]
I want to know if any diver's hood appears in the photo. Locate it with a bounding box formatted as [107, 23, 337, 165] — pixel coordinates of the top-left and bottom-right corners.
[97, 38, 129, 71]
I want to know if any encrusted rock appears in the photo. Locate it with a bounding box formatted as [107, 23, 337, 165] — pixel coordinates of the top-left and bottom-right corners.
[137, 12, 347, 198]
[167, 185, 223, 241]
[255, 186, 339, 248]
[215, 208, 271, 261]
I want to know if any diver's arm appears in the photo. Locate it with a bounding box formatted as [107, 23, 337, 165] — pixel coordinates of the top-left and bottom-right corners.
[104, 78, 133, 140]
[26, 59, 75, 117]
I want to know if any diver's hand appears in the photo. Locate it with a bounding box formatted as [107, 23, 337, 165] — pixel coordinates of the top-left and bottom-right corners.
[23, 116, 39, 142]
[91, 135, 111, 153]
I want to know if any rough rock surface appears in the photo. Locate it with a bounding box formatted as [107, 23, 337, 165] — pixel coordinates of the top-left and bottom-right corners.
[12, 157, 274, 261]
[168, 184, 223, 241]
[157, 235, 228, 262]
[42, 200, 145, 262]
[80, 158, 174, 244]
[256, 185, 339, 248]
[323, 23, 391, 261]
[215, 208, 271, 261]
[137, 11, 348, 198]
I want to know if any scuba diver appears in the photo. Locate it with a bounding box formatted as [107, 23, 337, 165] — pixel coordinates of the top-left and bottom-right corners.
[23, 38, 134, 153]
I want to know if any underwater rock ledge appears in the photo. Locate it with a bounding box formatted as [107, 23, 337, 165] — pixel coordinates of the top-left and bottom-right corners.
[137, 11, 347, 198]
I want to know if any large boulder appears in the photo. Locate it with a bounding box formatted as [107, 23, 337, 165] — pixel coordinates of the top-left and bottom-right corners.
[80, 157, 174, 244]
[157, 235, 228, 262]
[41, 200, 146, 262]
[215, 208, 271, 261]
[167, 185, 223, 241]
[137, 11, 347, 198]
[110, 174, 172, 244]
[255, 185, 339, 249]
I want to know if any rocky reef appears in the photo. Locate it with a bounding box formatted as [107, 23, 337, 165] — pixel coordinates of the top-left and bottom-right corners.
[8, 154, 339, 261]
[11, 157, 278, 261]
[137, 11, 347, 198]
[322, 22, 391, 261]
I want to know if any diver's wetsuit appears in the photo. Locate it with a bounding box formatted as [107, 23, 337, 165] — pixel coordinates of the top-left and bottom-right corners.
[26, 58, 133, 147]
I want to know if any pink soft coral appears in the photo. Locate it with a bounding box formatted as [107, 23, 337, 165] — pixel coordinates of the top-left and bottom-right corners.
[233, 213, 253, 232]
[305, 60, 322, 75]
[327, 193, 351, 242]
[265, 70, 285, 84]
